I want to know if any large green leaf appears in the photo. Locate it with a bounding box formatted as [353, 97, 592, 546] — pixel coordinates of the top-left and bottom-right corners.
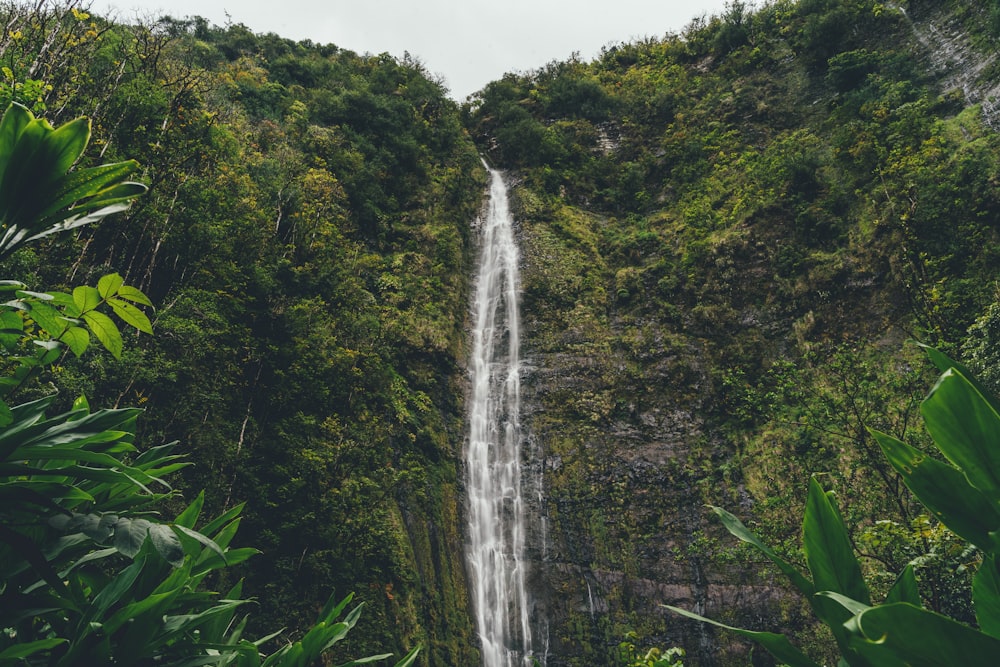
[0, 396, 55, 455]
[20, 201, 135, 249]
[974, 555, 1000, 639]
[108, 297, 153, 334]
[82, 309, 123, 358]
[89, 554, 144, 618]
[710, 505, 815, 597]
[114, 517, 155, 558]
[106, 586, 184, 637]
[147, 522, 185, 567]
[0, 638, 67, 660]
[51, 513, 118, 541]
[885, 565, 921, 606]
[14, 444, 131, 468]
[38, 162, 141, 222]
[68, 180, 146, 212]
[663, 604, 822, 667]
[844, 601, 1000, 666]
[334, 653, 397, 667]
[0, 104, 145, 259]
[802, 478, 869, 659]
[42, 116, 90, 177]
[2, 480, 93, 509]
[921, 369, 1000, 506]
[873, 429, 1000, 551]
[77, 512, 177, 566]
[174, 491, 205, 529]
[0, 102, 31, 178]
[390, 647, 421, 667]
[920, 344, 1000, 416]
[160, 598, 251, 638]
[199, 580, 248, 645]
[6, 407, 141, 456]
[198, 503, 247, 538]
[1, 113, 50, 208]
[803, 478, 870, 604]
[173, 524, 229, 564]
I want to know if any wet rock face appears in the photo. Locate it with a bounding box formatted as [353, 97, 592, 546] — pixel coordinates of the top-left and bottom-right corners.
[509, 201, 795, 665]
[904, 1, 1000, 128]
[518, 344, 736, 665]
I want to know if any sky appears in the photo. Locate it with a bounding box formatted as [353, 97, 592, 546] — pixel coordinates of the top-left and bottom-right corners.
[90, 0, 734, 100]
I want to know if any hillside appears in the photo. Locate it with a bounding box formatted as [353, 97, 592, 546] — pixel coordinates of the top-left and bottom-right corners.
[0, 3, 484, 664]
[464, 0, 1000, 663]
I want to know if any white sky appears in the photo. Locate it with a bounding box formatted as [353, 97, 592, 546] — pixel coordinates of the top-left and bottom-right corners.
[90, 0, 734, 100]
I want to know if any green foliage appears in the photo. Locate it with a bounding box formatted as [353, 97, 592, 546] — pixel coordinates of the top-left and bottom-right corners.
[0, 68, 51, 114]
[668, 346, 1000, 665]
[0, 103, 145, 260]
[617, 632, 685, 666]
[0, 3, 486, 659]
[0, 100, 418, 667]
[0, 103, 151, 424]
[962, 295, 1000, 396]
[11, 0, 999, 663]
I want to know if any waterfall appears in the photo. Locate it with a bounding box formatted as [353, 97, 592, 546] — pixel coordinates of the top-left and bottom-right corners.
[586, 580, 595, 619]
[466, 166, 538, 667]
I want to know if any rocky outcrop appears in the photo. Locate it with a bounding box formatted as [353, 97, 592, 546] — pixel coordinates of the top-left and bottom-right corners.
[904, 2, 1000, 127]
[510, 201, 798, 665]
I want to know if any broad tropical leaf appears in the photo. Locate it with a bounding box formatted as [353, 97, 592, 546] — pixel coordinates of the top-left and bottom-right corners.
[0, 103, 146, 260]
[710, 505, 815, 597]
[663, 604, 821, 667]
[973, 556, 1000, 639]
[802, 478, 870, 659]
[886, 565, 921, 606]
[919, 343, 1000, 416]
[843, 601, 1000, 666]
[873, 429, 1000, 551]
[803, 477, 869, 605]
[0, 638, 67, 660]
[921, 369, 1000, 506]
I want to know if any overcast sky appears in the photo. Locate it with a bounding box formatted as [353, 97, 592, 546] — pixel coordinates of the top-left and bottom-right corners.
[90, 0, 734, 100]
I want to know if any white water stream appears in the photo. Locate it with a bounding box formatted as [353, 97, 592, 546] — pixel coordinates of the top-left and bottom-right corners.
[466, 167, 536, 667]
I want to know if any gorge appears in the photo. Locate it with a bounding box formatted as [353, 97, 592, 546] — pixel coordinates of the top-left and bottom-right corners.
[3, 0, 1000, 666]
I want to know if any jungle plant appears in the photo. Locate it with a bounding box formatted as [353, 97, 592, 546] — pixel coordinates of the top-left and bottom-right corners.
[667, 345, 1000, 665]
[617, 632, 685, 666]
[0, 101, 419, 667]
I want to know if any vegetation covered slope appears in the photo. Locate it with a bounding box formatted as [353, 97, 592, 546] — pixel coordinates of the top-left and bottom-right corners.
[464, 0, 1000, 663]
[0, 3, 484, 664]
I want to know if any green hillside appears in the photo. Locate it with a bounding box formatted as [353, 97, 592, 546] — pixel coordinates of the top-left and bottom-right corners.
[0, 3, 483, 664]
[464, 0, 1000, 663]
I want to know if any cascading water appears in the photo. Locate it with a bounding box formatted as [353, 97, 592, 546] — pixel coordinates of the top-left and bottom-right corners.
[466, 166, 539, 667]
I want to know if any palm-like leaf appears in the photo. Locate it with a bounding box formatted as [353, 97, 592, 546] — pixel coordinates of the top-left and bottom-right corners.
[0, 103, 146, 260]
